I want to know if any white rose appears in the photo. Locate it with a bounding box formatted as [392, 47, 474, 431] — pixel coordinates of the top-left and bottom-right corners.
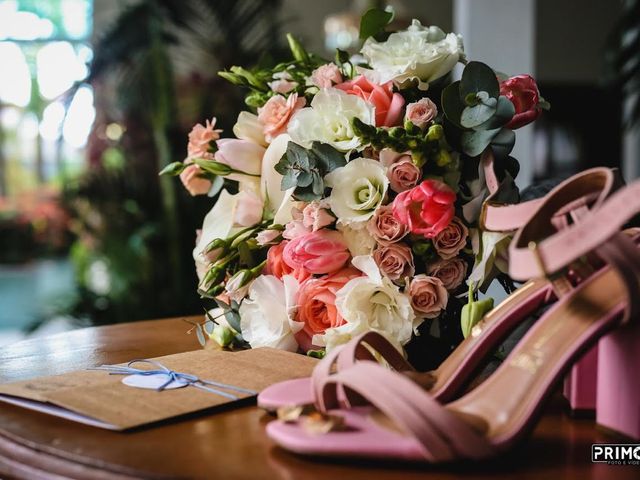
[337, 222, 376, 256]
[239, 275, 300, 351]
[313, 256, 417, 351]
[233, 111, 267, 147]
[287, 88, 374, 152]
[325, 157, 389, 225]
[193, 190, 241, 281]
[360, 20, 464, 90]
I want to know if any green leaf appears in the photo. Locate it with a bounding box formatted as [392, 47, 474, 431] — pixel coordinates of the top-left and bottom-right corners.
[311, 142, 347, 171]
[296, 170, 313, 187]
[335, 49, 350, 66]
[490, 128, 516, 159]
[460, 61, 500, 100]
[193, 159, 233, 176]
[195, 325, 206, 347]
[281, 170, 299, 190]
[441, 81, 465, 127]
[286, 142, 311, 171]
[224, 309, 242, 334]
[286, 33, 310, 63]
[293, 185, 322, 202]
[158, 161, 186, 176]
[203, 320, 215, 336]
[359, 8, 394, 40]
[238, 241, 254, 267]
[311, 171, 324, 195]
[461, 100, 497, 128]
[474, 95, 515, 131]
[461, 128, 501, 157]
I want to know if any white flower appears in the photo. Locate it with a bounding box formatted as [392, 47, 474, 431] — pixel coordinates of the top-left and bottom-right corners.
[193, 190, 241, 281]
[313, 256, 417, 351]
[233, 111, 267, 147]
[260, 133, 296, 224]
[360, 20, 464, 90]
[337, 222, 376, 256]
[325, 157, 389, 225]
[239, 275, 300, 351]
[287, 88, 374, 152]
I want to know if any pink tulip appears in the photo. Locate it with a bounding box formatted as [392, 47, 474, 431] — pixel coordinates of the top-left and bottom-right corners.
[283, 229, 350, 274]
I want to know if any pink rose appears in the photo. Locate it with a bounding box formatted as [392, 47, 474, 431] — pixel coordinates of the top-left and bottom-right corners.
[336, 75, 405, 127]
[388, 159, 421, 193]
[427, 258, 468, 291]
[392, 179, 456, 238]
[214, 139, 265, 176]
[367, 205, 409, 244]
[379, 149, 421, 193]
[283, 230, 350, 274]
[404, 98, 438, 129]
[500, 75, 542, 129]
[302, 201, 335, 231]
[433, 217, 469, 259]
[179, 163, 212, 196]
[257, 93, 306, 142]
[373, 242, 415, 283]
[233, 190, 263, 227]
[187, 118, 222, 158]
[294, 267, 362, 351]
[265, 241, 311, 282]
[310, 63, 343, 88]
[408, 274, 448, 318]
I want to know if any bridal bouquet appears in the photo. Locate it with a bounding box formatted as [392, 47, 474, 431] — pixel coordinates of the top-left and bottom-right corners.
[161, 10, 547, 356]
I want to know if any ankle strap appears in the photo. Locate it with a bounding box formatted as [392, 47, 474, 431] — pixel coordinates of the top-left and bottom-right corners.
[479, 150, 619, 233]
[509, 173, 635, 281]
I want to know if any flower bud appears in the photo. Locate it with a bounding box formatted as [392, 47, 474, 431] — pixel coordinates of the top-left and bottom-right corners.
[435, 149, 452, 167]
[461, 285, 495, 338]
[426, 124, 444, 142]
[210, 324, 236, 347]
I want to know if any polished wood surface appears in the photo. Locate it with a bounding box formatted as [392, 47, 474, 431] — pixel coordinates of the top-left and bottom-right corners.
[0, 317, 635, 480]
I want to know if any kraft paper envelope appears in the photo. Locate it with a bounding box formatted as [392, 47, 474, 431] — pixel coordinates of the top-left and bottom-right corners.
[0, 347, 317, 430]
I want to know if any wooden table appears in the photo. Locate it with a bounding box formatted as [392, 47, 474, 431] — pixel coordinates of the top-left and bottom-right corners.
[0, 317, 636, 480]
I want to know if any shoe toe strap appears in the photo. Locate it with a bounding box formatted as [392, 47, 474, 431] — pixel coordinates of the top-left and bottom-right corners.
[319, 363, 494, 462]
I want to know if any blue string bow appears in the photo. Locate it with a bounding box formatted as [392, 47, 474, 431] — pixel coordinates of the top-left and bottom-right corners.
[90, 359, 257, 400]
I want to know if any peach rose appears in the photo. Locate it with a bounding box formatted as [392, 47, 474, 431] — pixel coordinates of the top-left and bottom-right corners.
[336, 75, 405, 127]
[404, 98, 438, 130]
[264, 241, 311, 282]
[408, 274, 448, 318]
[179, 163, 212, 196]
[187, 118, 222, 158]
[427, 258, 468, 291]
[433, 217, 468, 259]
[282, 207, 309, 240]
[258, 93, 306, 142]
[367, 205, 409, 244]
[388, 159, 421, 193]
[294, 267, 361, 351]
[373, 242, 415, 283]
[310, 63, 343, 88]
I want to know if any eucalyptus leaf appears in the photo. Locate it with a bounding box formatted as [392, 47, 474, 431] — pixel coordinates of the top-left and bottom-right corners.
[359, 8, 394, 40]
[474, 95, 515, 131]
[490, 128, 516, 159]
[280, 170, 299, 190]
[311, 171, 324, 195]
[461, 101, 497, 128]
[461, 128, 501, 157]
[312, 142, 347, 171]
[296, 170, 313, 187]
[204, 320, 215, 336]
[196, 325, 206, 347]
[441, 81, 466, 127]
[460, 61, 500, 100]
[224, 309, 242, 334]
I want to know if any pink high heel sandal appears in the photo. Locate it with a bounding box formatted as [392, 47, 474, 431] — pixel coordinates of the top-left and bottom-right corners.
[266, 178, 640, 461]
[258, 164, 621, 412]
